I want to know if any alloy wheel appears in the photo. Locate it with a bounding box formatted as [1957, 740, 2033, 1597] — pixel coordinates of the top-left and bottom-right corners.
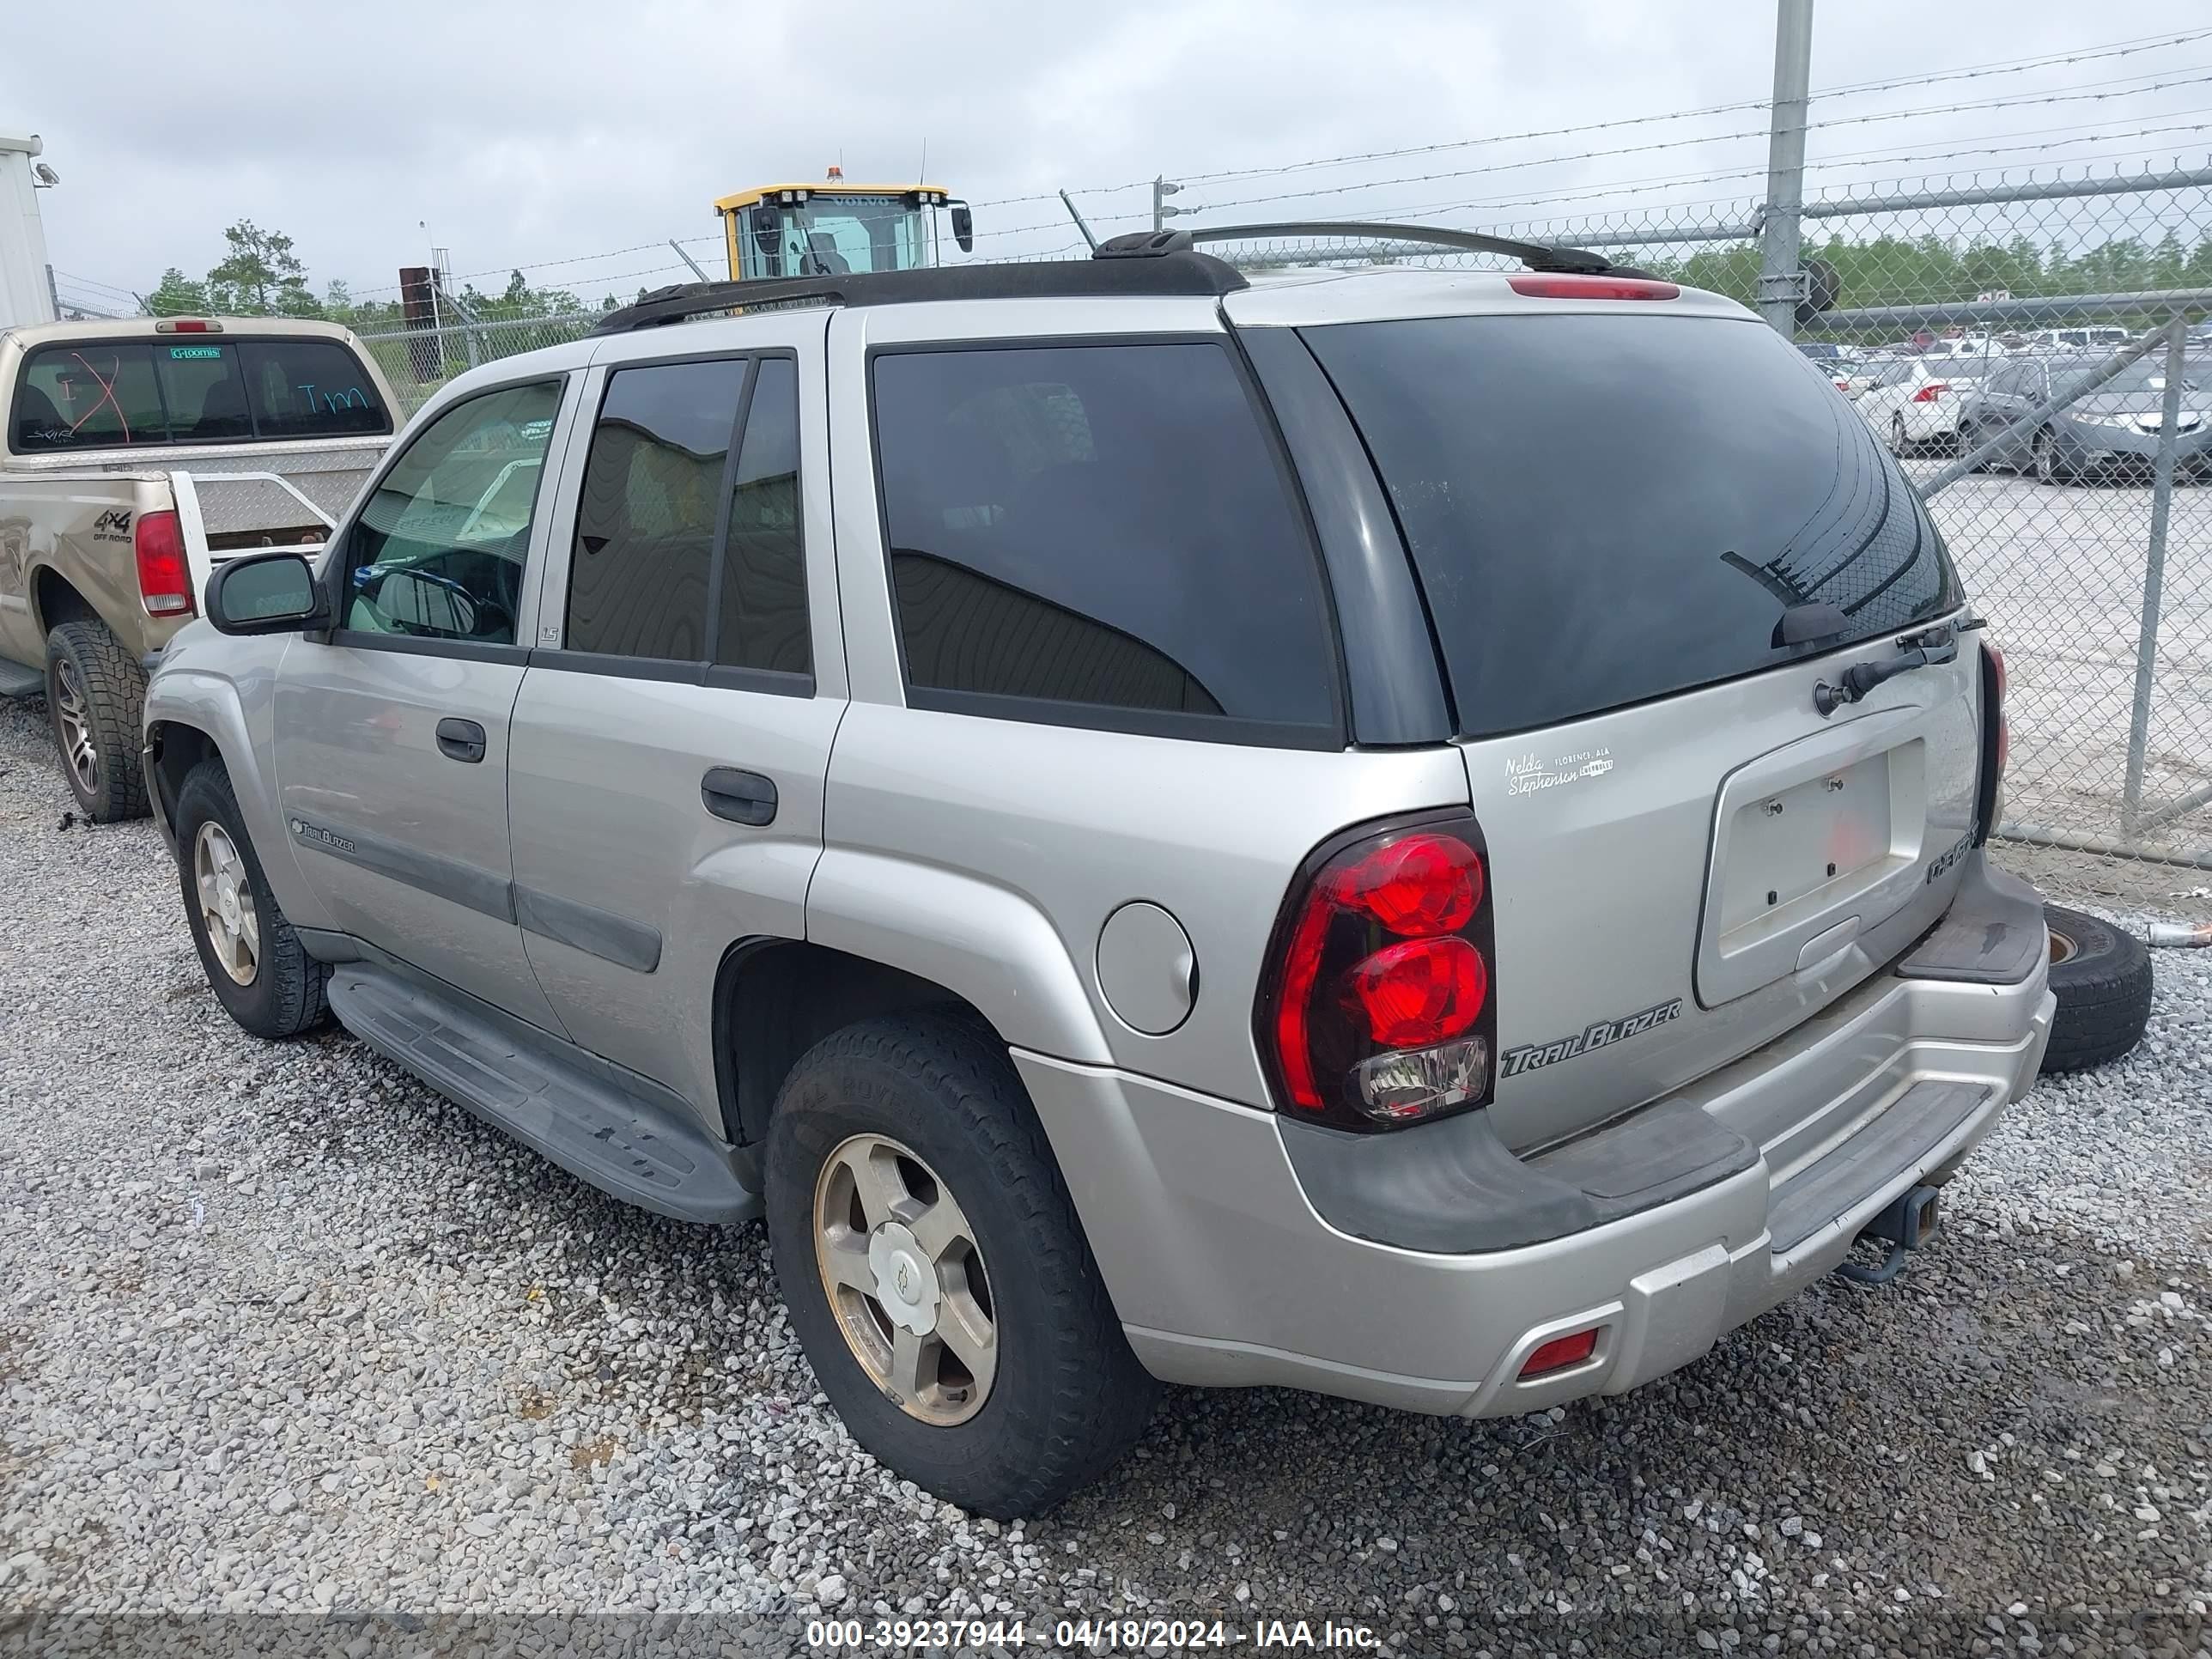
[813, 1133, 997, 1426]
[193, 820, 262, 987]
[51, 658, 99, 795]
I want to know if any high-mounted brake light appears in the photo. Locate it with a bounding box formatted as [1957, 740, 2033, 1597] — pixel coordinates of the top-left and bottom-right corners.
[1911, 382, 1948, 403]
[134, 510, 193, 617]
[1507, 274, 1680, 301]
[153, 319, 222, 334]
[1258, 816, 1496, 1131]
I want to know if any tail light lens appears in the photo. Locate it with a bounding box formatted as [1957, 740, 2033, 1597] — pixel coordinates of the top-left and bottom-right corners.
[1911, 382, 1948, 403]
[134, 510, 194, 617]
[1975, 638, 2008, 842]
[1257, 812, 1496, 1131]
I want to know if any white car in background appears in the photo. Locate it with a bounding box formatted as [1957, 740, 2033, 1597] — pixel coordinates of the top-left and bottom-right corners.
[1856, 356, 1996, 455]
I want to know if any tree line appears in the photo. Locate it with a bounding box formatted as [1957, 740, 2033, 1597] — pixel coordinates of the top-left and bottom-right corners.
[143, 221, 639, 332]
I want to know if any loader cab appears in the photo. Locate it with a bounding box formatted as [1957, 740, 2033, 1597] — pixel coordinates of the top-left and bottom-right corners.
[715, 179, 974, 281]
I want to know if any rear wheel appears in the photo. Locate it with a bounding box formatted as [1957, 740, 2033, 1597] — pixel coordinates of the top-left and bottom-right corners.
[2040, 903, 2152, 1073]
[2033, 428, 2065, 486]
[44, 620, 149, 821]
[765, 1015, 1158, 1517]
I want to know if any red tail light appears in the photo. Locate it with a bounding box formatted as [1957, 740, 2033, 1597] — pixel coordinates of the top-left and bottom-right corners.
[1911, 382, 1948, 403]
[1989, 641, 2009, 780]
[1258, 815, 1496, 1130]
[1507, 274, 1679, 301]
[1975, 637, 2008, 842]
[134, 509, 194, 617]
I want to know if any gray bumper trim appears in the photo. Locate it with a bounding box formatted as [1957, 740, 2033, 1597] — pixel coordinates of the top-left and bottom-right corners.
[1281, 1097, 1759, 1255]
[1898, 850, 2046, 984]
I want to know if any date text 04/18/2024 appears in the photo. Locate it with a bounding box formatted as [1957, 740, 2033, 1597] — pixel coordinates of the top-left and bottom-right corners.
[805, 1618, 1385, 1650]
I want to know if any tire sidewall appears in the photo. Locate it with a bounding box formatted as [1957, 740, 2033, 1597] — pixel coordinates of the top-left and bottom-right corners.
[174, 766, 293, 1036]
[765, 1040, 1080, 1504]
[44, 623, 139, 819]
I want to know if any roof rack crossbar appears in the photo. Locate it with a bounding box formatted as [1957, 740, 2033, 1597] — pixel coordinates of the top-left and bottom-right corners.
[1103, 221, 1619, 275]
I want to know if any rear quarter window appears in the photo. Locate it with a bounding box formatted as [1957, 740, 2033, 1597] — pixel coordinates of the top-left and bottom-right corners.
[870, 340, 1339, 743]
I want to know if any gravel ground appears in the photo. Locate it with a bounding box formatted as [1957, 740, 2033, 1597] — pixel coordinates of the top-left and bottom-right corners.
[2, 694, 2209, 1658]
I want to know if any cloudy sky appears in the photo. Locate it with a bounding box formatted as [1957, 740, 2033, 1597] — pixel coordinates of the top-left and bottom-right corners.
[14, 0, 2212, 313]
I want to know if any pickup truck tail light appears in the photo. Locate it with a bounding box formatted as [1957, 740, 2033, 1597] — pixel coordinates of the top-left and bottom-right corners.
[1256, 812, 1497, 1131]
[135, 510, 194, 618]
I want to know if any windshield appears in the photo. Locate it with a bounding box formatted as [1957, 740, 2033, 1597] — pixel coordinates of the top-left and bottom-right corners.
[2064, 360, 2199, 397]
[767, 195, 927, 276]
[1304, 313, 1960, 738]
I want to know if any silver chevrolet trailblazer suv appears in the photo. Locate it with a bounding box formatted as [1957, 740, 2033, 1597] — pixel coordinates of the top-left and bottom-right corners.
[144, 227, 2055, 1517]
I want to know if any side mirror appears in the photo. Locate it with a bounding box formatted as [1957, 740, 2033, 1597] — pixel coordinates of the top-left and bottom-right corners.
[949, 201, 974, 254]
[204, 551, 327, 635]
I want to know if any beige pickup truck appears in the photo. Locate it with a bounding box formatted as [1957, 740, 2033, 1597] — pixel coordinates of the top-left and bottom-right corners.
[1, 316, 398, 817]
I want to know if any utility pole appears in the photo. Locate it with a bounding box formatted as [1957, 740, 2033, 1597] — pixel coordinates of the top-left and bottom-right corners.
[1152, 175, 1182, 234]
[1757, 0, 1814, 338]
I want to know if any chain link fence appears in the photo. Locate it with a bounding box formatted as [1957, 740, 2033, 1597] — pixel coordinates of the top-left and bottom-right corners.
[350, 163, 2212, 870]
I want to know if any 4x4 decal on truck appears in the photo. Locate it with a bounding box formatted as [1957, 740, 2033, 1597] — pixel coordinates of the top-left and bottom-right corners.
[91, 509, 133, 544]
[1500, 997, 1685, 1079]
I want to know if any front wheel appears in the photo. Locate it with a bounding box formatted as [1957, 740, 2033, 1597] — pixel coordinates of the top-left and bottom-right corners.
[173, 758, 330, 1039]
[765, 1015, 1158, 1517]
[44, 620, 149, 821]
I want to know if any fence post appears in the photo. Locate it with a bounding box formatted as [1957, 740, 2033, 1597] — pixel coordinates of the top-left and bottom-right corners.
[2122, 315, 2191, 836]
[1757, 0, 1815, 338]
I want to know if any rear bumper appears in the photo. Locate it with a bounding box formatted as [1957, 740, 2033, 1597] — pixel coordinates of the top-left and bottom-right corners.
[1023, 867, 2052, 1417]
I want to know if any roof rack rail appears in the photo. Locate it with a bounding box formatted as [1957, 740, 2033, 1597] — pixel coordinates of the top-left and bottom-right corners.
[1094, 221, 1623, 276]
[591, 255, 1249, 334]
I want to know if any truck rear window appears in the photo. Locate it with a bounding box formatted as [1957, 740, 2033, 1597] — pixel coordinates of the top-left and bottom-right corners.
[12, 337, 390, 453]
[1302, 313, 1960, 738]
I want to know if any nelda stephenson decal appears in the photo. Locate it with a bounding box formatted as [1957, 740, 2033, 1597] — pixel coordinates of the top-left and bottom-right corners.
[1500, 996, 1685, 1079]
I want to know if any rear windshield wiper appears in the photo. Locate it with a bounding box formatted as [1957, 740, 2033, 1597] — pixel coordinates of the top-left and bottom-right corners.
[1814, 614, 1984, 717]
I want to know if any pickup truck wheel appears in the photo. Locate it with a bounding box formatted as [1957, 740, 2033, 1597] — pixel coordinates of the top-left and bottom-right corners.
[2040, 904, 2152, 1074]
[173, 758, 330, 1039]
[45, 621, 149, 821]
[765, 1015, 1158, 1517]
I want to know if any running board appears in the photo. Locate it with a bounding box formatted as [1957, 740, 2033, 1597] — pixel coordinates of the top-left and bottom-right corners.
[0, 659, 46, 700]
[325, 963, 760, 1225]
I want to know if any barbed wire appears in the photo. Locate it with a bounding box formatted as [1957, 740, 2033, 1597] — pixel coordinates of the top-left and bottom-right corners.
[965, 26, 2212, 208]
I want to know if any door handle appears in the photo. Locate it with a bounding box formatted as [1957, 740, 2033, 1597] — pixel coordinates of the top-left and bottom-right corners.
[435, 717, 487, 764]
[702, 767, 777, 826]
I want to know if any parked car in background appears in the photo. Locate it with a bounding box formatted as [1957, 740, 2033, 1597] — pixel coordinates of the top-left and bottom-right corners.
[2021, 326, 2133, 353]
[1857, 356, 1996, 455]
[1960, 353, 2212, 483]
[0, 317, 397, 817]
[1796, 341, 1849, 362]
[138, 240, 2048, 1516]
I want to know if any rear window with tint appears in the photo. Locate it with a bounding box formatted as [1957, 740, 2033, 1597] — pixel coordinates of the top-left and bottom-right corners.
[1304, 313, 1960, 738]
[11, 337, 389, 453]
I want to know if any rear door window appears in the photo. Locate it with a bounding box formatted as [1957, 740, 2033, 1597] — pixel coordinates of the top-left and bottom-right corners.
[567, 359, 745, 663]
[1304, 313, 1959, 738]
[715, 356, 811, 678]
[871, 341, 1338, 742]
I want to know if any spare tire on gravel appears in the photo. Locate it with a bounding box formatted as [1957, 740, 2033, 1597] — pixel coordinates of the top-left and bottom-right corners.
[2039, 903, 2153, 1074]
